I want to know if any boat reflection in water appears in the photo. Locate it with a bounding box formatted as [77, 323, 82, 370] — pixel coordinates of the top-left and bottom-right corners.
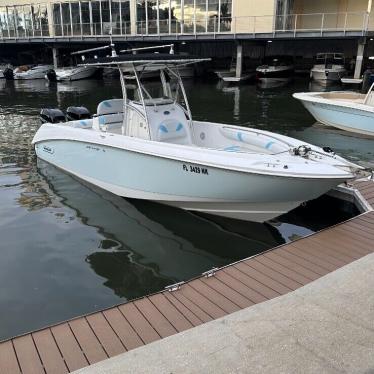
[36, 160, 285, 298]
[257, 77, 292, 89]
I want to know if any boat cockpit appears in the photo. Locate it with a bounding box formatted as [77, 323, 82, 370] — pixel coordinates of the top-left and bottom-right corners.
[40, 51, 342, 159]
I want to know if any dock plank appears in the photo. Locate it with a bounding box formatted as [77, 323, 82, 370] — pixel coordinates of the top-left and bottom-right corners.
[149, 293, 194, 332]
[134, 298, 177, 338]
[264, 251, 325, 279]
[103, 308, 143, 351]
[69, 318, 108, 364]
[231, 262, 291, 294]
[188, 280, 241, 313]
[327, 227, 374, 252]
[310, 234, 370, 257]
[118, 303, 160, 344]
[244, 259, 302, 290]
[178, 284, 227, 319]
[51, 323, 89, 372]
[254, 256, 313, 285]
[297, 236, 358, 262]
[200, 275, 256, 308]
[86, 313, 125, 358]
[0, 341, 21, 374]
[165, 292, 212, 324]
[288, 241, 349, 267]
[218, 268, 279, 300]
[13, 335, 44, 374]
[284, 244, 340, 272]
[32, 329, 68, 374]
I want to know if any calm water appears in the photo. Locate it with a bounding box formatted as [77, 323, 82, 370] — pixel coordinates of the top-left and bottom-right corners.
[0, 77, 372, 340]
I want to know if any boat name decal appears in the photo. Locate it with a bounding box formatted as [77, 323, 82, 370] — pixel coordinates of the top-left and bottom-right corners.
[183, 164, 209, 175]
[42, 145, 54, 154]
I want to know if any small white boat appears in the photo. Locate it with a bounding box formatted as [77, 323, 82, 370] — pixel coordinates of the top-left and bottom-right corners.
[293, 83, 374, 137]
[46, 66, 99, 82]
[256, 57, 294, 83]
[32, 52, 362, 222]
[310, 53, 347, 85]
[11, 65, 54, 80]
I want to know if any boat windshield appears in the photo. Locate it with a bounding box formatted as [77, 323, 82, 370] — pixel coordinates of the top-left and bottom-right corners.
[316, 53, 344, 66]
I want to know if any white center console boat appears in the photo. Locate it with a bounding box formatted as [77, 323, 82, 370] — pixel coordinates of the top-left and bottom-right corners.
[32, 50, 362, 222]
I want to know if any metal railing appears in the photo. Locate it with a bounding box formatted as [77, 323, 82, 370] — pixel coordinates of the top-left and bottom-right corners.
[0, 11, 371, 40]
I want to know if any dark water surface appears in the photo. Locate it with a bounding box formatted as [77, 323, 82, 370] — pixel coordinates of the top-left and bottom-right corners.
[0, 78, 372, 340]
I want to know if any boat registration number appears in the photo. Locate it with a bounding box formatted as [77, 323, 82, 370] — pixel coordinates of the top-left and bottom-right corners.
[183, 164, 209, 175]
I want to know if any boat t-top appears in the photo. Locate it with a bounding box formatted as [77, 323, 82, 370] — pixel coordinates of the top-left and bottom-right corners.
[32, 46, 362, 222]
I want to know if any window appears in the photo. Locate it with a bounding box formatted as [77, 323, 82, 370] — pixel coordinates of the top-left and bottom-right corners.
[184, 0, 194, 32]
[61, 3, 71, 35]
[220, 0, 231, 32]
[159, 0, 169, 33]
[91, 1, 101, 35]
[170, 0, 182, 33]
[195, 0, 206, 32]
[120, 0, 130, 34]
[80, 1, 91, 35]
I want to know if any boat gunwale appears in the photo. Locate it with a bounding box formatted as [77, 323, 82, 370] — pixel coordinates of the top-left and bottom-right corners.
[32, 124, 355, 180]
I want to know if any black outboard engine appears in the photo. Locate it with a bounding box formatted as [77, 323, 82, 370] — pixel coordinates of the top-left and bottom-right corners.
[3, 67, 14, 80]
[40, 108, 66, 124]
[66, 106, 91, 121]
[46, 69, 57, 82]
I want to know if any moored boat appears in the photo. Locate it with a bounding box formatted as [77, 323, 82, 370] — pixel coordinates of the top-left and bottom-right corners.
[310, 53, 347, 85]
[4, 64, 54, 80]
[46, 66, 99, 82]
[293, 83, 374, 137]
[256, 57, 294, 83]
[32, 50, 362, 222]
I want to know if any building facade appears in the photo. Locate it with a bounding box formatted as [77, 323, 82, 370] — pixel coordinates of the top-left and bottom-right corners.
[0, 0, 372, 39]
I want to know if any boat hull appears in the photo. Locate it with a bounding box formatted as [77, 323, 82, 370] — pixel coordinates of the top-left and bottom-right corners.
[34, 139, 347, 222]
[311, 68, 347, 84]
[55, 66, 98, 81]
[297, 99, 374, 136]
[256, 67, 294, 82]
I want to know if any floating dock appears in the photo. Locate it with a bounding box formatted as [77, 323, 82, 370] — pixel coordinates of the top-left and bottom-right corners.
[0, 179, 373, 374]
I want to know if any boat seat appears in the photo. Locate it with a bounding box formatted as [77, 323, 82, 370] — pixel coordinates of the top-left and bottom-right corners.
[93, 99, 125, 131]
[155, 119, 189, 144]
[97, 99, 125, 116]
[220, 127, 289, 153]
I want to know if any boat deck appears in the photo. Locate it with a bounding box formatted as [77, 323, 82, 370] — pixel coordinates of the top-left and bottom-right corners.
[0, 179, 373, 374]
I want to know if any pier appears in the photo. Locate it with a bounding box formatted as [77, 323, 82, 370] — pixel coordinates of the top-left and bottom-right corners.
[0, 179, 373, 374]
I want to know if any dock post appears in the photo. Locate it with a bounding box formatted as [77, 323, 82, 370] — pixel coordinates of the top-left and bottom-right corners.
[354, 38, 366, 79]
[235, 42, 243, 79]
[52, 47, 58, 69]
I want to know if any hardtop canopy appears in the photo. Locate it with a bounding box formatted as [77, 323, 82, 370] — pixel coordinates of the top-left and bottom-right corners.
[79, 53, 210, 68]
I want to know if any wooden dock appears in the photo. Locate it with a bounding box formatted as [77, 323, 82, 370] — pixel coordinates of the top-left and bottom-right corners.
[0, 180, 373, 374]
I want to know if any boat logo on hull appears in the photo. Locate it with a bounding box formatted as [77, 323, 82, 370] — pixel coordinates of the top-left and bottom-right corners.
[42, 145, 54, 154]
